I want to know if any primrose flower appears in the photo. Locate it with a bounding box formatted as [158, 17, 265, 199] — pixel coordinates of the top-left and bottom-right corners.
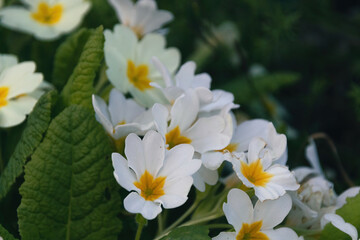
[0, 0, 90, 40]
[104, 24, 180, 107]
[92, 88, 153, 151]
[112, 130, 201, 220]
[202, 119, 272, 170]
[108, 0, 173, 38]
[287, 139, 360, 237]
[213, 189, 302, 240]
[0, 54, 43, 128]
[231, 137, 299, 201]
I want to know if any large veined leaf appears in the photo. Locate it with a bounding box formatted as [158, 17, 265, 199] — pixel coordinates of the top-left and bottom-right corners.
[0, 90, 58, 200]
[160, 226, 210, 240]
[61, 26, 104, 109]
[17, 105, 122, 240]
[52, 28, 92, 90]
[320, 193, 360, 240]
[0, 224, 18, 240]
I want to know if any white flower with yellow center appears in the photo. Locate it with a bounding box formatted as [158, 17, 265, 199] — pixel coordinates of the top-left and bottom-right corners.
[0, 54, 43, 128]
[202, 119, 288, 171]
[0, 0, 90, 40]
[108, 0, 173, 38]
[92, 88, 153, 147]
[152, 89, 231, 191]
[104, 24, 180, 107]
[213, 189, 302, 240]
[231, 137, 299, 201]
[112, 130, 201, 220]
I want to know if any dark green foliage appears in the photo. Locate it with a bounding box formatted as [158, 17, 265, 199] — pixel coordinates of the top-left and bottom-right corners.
[17, 105, 122, 240]
[0, 224, 18, 240]
[61, 26, 104, 109]
[0, 91, 58, 200]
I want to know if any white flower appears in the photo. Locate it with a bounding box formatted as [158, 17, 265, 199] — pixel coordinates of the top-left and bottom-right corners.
[112, 130, 201, 220]
[152, 89, 230, 154]
[92, 88, 153, 140]
[0, 54, 43, 128]
[108, 0, 173, 38]
[213, 189, 302, 240]
[202, 119, 270, 170]
[231, 137, 299, 201]
[287, 139, 360, 235]
[104, 24, 180, 107]
[0, 0, 90, 40]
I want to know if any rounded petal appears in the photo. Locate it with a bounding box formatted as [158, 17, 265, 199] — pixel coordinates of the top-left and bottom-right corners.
[0, 103, 26, 127]
[212, 231, 237, 240]
[169, 89, 199, 131]
[152, 103, 169, 137]
[305, 138, 324, 175]
[321, 213, 358, 240]
[253, 193, 292, 229]
[248, 138, 266, 163]
[202, 151, 226, 170]
[262, 227, 302, 240]
[125, 133, 145, 178]
[265, 123, 287, 160]
[142, 130, 165, 176]
[336, 187, 360, 208]
[232, 119, 269, 152]
[112, 153, 137, 192]
[223, 189, 254, 232]
[124, 192, 162, 220]
[158, 176, 193, 209]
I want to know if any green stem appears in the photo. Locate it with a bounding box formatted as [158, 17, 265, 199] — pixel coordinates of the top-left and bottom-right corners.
[179, 212, 224, 227]
[0, 134, 3, 173]
[157, 212, 165, 235]
[135, 214, 147, 240]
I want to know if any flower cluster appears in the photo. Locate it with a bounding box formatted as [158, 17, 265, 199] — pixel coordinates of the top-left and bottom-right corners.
[0, 0, 359, 239]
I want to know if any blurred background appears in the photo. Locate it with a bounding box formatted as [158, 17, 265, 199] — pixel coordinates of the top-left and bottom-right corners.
[1, 0, 360, 237]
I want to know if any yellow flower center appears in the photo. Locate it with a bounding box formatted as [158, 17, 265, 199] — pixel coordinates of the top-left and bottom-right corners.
[165, 126, 192, 150]
[240, 159, 273, 187]
[0, 87, 9, 108]
[134, 170, 166, 201]
[31, 2, 63, 25]
[218, 143, 238, 153]
[236, 221, 269, 240]
[126, 60, 153, 91]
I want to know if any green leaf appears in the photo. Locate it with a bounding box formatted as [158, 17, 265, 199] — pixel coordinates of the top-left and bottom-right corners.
[61, 26, 105, 108]
[52, 28, 92, 90]
[160, 226, 210, 240]
[17, 105, 122, 240]
[0, 90, 58, 200]
[0, 224, 18, 240]
[320, 193, 360, 240]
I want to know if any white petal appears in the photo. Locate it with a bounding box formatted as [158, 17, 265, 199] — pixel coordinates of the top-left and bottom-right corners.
[293, 166, 318, 183]
[8, 96, 37, 115]
[321, 213, 358, 240]
[112, 153, 137, 192]
[223, 189, 254, 232]
[192, 171, 206, 192]
[124, 192, 162, 220]
[108, 0, 133, 24]
[198, 164, 218, 186]
[266, 165, 299, 191]
[152, 103, 169, 137]
[0, 54, 18, 72]
[169, 89, 199, 131]
[0, 62, 43, 98]
[253, 193, 292, 229]
[142, 130, 165, 176]
[262, 228, 302, 240]
[159, 144, 199, 179]
[202, 151, 225, 170]
[232, 119, 269, 152]
[92, 95, 113, 135]
[125, 133, 145, 178]
[0, 104, 26, 127]
[248, 138, 266, 163]
[212, 232, 236, 240]
[336, 187, 360, 208]
[151, 57, 173, 87]
[266, 123, 287, 160]
[185, 116, 229, 153]
[158, 177, 193, 209]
